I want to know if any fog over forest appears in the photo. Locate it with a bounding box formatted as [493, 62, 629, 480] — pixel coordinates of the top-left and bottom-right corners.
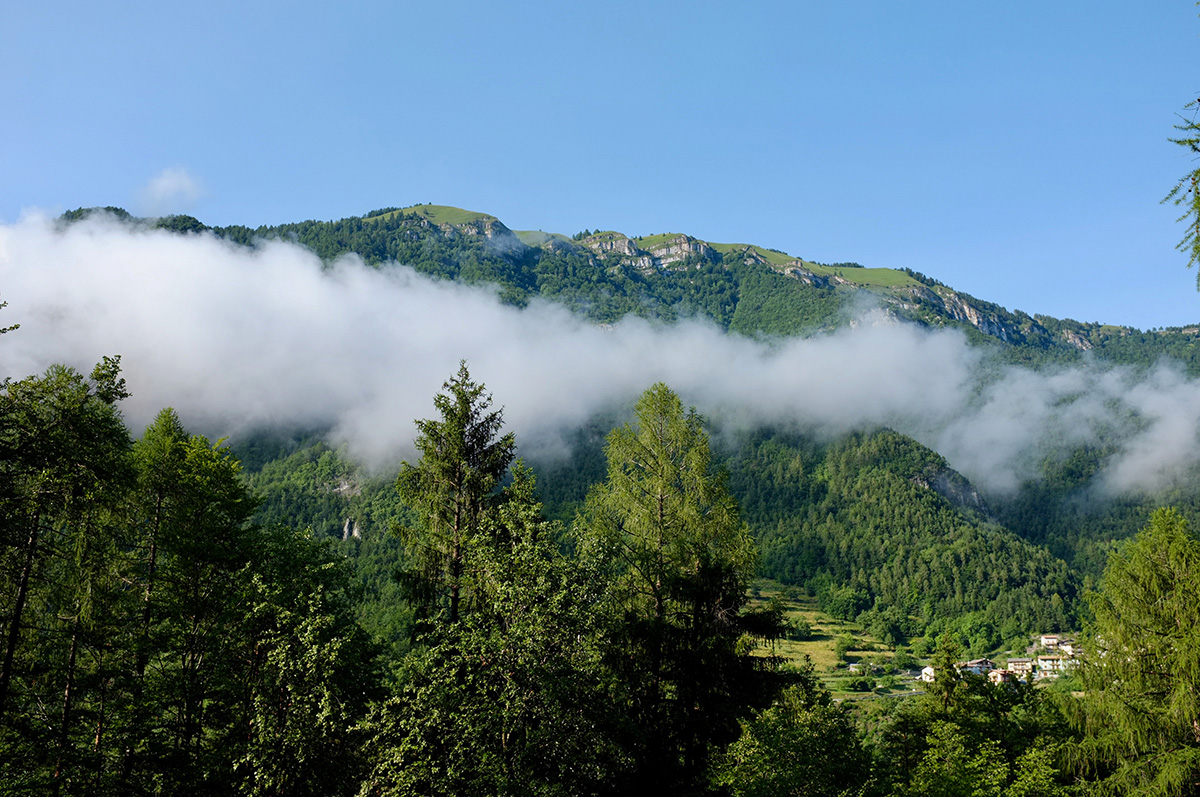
[3, 213, 1199, 497]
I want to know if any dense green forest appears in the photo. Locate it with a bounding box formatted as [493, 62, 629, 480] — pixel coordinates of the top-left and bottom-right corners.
[55, 203, 1200, 631]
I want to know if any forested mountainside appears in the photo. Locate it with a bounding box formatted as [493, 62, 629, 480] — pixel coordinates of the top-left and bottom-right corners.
[63, 202, 1200, 616]
[8, 205, 1200, 793]
[238, 424, 1080, 654]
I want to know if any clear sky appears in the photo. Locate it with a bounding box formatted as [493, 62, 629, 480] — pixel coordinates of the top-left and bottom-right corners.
[4, 1, 1199, 330]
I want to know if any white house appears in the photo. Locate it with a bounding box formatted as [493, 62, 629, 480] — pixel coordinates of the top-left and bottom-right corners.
[1036, 655, 1064, 679]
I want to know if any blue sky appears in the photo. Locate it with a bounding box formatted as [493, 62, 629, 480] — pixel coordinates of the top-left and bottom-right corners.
[4, 1, 1199, 330]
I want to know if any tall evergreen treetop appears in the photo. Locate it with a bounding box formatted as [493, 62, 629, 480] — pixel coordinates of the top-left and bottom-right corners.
[395, 361, 516, 625]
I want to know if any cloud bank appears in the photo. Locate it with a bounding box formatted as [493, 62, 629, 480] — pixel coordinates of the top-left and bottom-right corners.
[2, 214, 1198, 498]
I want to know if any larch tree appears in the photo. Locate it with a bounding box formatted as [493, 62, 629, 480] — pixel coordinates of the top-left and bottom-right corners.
[1167, 98, 1200, 282]
[575, 383, 764, 793]
[1070, 508, 1200, 796]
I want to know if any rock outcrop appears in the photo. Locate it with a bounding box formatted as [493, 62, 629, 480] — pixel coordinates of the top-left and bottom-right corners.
[580, 232, 719, 272]
[441, 216, 529, 257]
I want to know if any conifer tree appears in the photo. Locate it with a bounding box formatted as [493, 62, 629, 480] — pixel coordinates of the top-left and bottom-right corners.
[363, 465, 626, 797]
[576, 383, 763, 792]
[1166, 99, 1200, 281]
[1070, 508, 1200, 796]
[394, 362, 515, 626]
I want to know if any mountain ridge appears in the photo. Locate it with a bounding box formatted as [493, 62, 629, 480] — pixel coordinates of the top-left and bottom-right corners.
[61, 203, 1200, 375]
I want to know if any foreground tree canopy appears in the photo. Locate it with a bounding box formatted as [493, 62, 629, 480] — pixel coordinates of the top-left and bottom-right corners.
[0, 362, 380, 795]
[3, 358, 1197, 795]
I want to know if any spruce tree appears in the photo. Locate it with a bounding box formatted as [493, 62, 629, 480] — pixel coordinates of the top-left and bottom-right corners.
[394, 362, 515, 626]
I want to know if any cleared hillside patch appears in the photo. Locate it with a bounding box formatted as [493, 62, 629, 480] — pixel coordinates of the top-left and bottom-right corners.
[746, 580, 917, 697]
[805, 263, 919, 288]
[367, 204, 495, 225]
[708, 242, 798, 267]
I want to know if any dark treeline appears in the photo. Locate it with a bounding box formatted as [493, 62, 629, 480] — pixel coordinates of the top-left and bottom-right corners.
[0, 360, 379, 795]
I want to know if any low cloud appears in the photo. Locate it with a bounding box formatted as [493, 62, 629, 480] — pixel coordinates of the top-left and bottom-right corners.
[1, 213, 1198, 499]
[138, 167, 203, 217]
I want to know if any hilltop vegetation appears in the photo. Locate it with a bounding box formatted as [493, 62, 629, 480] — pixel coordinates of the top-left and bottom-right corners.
[84, 203, 1200, 375]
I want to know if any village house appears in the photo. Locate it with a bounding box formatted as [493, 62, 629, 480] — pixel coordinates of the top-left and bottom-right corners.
[987, 669, 1015, 686]
[1007, 657, 1034, 679]
[922, 658, 996, 683]
[1036, 655, 1065, 679]
[957, 658, 996, 676]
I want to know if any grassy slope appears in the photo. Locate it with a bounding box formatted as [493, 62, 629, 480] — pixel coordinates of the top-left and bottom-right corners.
[747, 581, 924, 699]
[813, 265, 918, 288]
[745, 581, 1057, 699]
[631, 234, 919, 288]
[367, 204, 495, 225]
[514, 230, 572, 245]
[707, 241, 797, 266]
[633, 233, 685, 249]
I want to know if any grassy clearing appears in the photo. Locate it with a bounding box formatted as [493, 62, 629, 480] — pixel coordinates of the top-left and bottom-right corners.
[515, 230, 571, 246]
[368, 204, 495, 225]
[803, 264, 919, 288]
[634, 233, 685, 249]
[707, 242, 797, 266]
[703, 240, 920, 287]
[746, 580, 921, 698]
